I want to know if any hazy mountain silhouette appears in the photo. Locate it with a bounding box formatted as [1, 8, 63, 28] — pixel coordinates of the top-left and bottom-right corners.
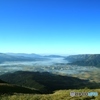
[0, 53, 49, 63]
[66, 54, 100, 67]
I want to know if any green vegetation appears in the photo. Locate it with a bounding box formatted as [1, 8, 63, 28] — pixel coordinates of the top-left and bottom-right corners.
[0, 71, 100, 94]
[0, 89, 100, 100]
[0, 77, 100, 100]
[72, 68, 100, 83]
[0, 54, 100, 99]
[0, 79, 40, 94]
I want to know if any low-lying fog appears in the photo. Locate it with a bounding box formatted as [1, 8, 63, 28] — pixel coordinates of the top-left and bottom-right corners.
[0, 57, 67, 66]
[0, 57, 98, 75]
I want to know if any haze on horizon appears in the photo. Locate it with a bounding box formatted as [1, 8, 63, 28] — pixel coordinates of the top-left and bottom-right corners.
[0, 0, 100, 55]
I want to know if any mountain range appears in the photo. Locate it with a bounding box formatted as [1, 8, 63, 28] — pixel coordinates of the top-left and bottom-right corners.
[0, 53, 49, 63]
[66, 54, 100, 67]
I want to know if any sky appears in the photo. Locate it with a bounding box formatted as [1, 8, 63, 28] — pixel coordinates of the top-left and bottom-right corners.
[0, 0, 100, 55]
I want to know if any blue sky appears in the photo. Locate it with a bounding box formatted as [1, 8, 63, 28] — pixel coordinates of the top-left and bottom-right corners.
[0, 0, 100, 55]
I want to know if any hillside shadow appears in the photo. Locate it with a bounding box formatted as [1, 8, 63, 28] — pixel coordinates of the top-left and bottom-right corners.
[0, 79, 41, 94]
[0, 71, 100, 94]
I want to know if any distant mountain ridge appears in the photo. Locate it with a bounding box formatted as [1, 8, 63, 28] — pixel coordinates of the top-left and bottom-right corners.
[66, 54, 100, 67]
[44, 55, 64, 58]
[0, 53, 66, 64]
[0, 53, 49, 63]
[6, 53, 42, 58]
[1, 53, 100, 67]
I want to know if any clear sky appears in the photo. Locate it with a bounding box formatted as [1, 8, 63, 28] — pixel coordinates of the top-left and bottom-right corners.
[0, 0, 100, 55]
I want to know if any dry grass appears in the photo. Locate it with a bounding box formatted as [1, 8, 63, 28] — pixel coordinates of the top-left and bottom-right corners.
[0, 89, 100, 100]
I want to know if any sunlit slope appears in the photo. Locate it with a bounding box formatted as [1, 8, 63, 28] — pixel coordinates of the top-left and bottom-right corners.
[0, 89, 100, 100]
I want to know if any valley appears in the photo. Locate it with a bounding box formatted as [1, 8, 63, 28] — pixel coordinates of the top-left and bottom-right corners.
[0, 53, 100, 100]
[0, 57, 98, 76]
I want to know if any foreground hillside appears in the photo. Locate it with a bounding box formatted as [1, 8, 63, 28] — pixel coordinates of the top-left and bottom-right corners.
[0, 89, 100, 100]
[0, 71, 100, 94]
[0, 79, 40, 94]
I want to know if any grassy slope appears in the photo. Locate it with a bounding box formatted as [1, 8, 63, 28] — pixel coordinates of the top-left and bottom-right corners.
[0, 89, 100, 100]
[1, 71, 100, 94]
[0, 79, 41, 94]
[71, 68, 100, 83]
[0, 70, 100, 100]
